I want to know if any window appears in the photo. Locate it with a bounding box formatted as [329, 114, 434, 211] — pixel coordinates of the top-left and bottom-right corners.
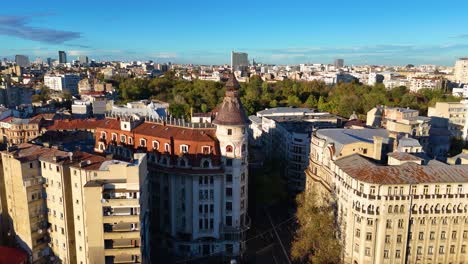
[441, 231, 446, 240]
[462, 245, 466, 253]
[225, 145, 233, 153]
[226, 216, 232, 226]
[411, 185, 417, 194]
[446, 185, 452, 194]
[388, 205, 393, 213]
[227, 129, 232, 135]
[355, 229, 361, 238]
[29, 162, 33, 168]
[452, 231, 457, 240]
[463, 230, 468, 239]
[128, 137, 133, 144]
[366, 232, 372, 241]
[226, 188, 232, 197]
[458, 184, 463, 194]
[354, 243, 359, 253]
[423, 185, 428, 195]
[430, 231, 435, 240]
[180, 145, 189, 153]
[140, 138, 146, 147]
[120, 135, 126, 143]
[165, 143, 170, 152]
[419, 232, 424, 240]
[226, 159, 233, 167]
[226, 174, 233, 183]
[450, 245, 456, 254]
[367, 218, 373, 226]
[398, 219, 404, 228]
[417, 246, 422, 255]
[202, 146, 210, 154]
[435, 185, 440, 194]
[439, 246, 445, 254]
[101, 132, 106, 139]
[386, 219, 392, 229]
[112, 133, 117, 141]
[397, 235, 402, 243]
[365, 247, 371, 256]
[152, 141, 159, 150]
[383, 250, 389, 259]
[226, 202, 232, 211]
[370, 186, 376, 195]
[395, 250, 401, 259]
[385, 235, 390, 244]
[428, 246, 433, 255]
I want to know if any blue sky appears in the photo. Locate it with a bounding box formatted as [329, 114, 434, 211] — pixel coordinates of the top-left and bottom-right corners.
[1, 0, 468, 65]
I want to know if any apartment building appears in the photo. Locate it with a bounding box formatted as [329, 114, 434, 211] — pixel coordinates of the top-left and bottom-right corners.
[69, 152, 147, 264]
[306, 128, 468, 264]
[367, 106, 433, 153]
[44, 74, 81, 95]
[428, 101, 468, 140]
[0, 143, 148, 264]
[0, 116, 44, 145]
[249, 107, 343, 194]
[93, 73, 250, 258]
[454, 58, 468, 84]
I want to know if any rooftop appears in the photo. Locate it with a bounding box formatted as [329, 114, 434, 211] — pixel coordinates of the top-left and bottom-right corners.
[257, 107, 317, 117]
[316, 128, 390, 155]
[335, 154, 468, 185]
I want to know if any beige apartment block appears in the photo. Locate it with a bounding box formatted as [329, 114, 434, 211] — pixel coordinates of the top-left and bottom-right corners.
[0, 143, 148, 264]
[70, 153, 147, 264]
[306, 128, 468, 264]
[0, 145, 52, 263]
[428, 101, 468, 139]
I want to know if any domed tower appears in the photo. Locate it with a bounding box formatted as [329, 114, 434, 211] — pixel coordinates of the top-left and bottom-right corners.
[213, 73, 249, 255]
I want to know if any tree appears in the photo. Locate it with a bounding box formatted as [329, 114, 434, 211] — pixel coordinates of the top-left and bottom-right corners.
[304, 95, 318, 108]
[287, 95, 302, 107]
[291, 191, 342, 264]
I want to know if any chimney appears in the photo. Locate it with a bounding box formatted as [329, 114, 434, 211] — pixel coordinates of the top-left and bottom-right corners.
[373, 136, 383, 161]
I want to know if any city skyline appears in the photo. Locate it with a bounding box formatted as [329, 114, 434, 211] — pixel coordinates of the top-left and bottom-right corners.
[1, 0, 468, 65]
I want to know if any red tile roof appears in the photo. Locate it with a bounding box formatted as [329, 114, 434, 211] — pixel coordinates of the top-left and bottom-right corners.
[0, 246, 28, 264]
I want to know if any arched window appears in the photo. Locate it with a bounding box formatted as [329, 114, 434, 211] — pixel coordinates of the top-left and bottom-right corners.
[180, 144, 189, 153]
[226, 145, 233, 153]
[140, 138, 147, 147]
[98, 143, 105, 151]
[400, 205, 405, 213]
[394, 205, 399, 213]
[179, 159, 186, 167]
[120, 135, 126, 143]
[388, 205, 392, 214]
[165, 143, 170, 152]
[152, 141, 159, 150]
[128, 137, 133, 144]
[101, 132, 107, 139]
[111, 133, 117, 141]
[203, 160, 210, 168]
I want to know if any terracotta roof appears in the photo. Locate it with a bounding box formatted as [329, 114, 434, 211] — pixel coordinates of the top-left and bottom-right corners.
[335, 154, 468, 185]
[387, 152, 423, 161]
[47, 119, 104, 130]
[0, 246, 28, 264]
[213, 73, 249, 126]
[133, 122, 216, 142]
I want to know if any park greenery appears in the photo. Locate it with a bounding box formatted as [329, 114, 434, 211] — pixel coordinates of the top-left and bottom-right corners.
[112, 71, 461, 119]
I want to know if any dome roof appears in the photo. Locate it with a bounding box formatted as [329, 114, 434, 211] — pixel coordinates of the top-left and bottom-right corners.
[213, 73, 249, 126]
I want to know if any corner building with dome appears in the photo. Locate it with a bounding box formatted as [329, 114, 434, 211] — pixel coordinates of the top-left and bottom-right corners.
[94, 73, 250, 260]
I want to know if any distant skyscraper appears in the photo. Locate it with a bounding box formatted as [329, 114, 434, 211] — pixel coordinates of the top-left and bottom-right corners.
[454, 58, 468, 84]
[231, 51, 249, 71]
[15, 55, 29, 67]
[77, 55, 89, 64]
[58, 50, 67, 64]
[47, 57, 52, 67]
[334, 58, 344, 68]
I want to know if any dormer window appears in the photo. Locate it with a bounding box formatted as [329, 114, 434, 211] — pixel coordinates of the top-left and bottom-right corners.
[152, 141, 159, 150]
[164, 143, 170, 152]
[180, 145, 189, 153]
[202, 146, 211, 154]
[120, 135, 126, 143]
[226, 145, 233, 153]
[140, 138, 146, 147]
[202, 160, 210, 168]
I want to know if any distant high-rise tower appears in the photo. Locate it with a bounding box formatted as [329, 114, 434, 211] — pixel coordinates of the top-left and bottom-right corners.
[15, 55, 29, 67]
[47, 57, 52, 67]
[231, 51, 249, 71]
[454, 58, 468, 84]
[59, 50, 67, 64]
[77, 55, 89, 65]
[334, 58, 344, 68]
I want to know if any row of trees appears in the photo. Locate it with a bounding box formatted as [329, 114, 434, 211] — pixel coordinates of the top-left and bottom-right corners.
[114, 72, 460, 119]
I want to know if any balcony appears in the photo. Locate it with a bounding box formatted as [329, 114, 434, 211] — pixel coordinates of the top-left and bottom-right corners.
[102, 198, 139, 207]
[104, 231, 140, 240]
[105, 247, 140, 256]
[103, 215, 139, 223]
